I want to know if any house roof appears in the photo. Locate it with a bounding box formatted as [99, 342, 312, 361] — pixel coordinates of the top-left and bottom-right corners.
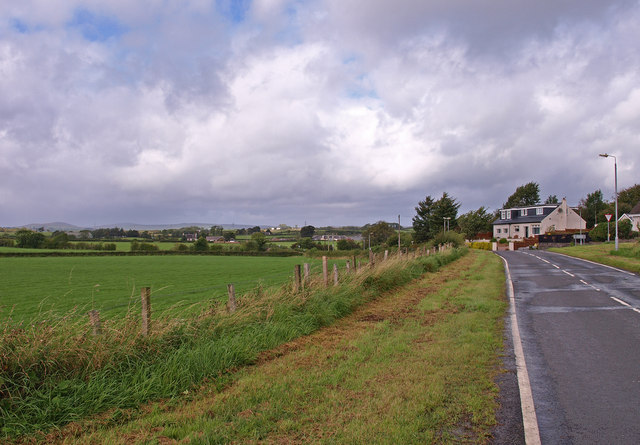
[630, 201, 640, 214]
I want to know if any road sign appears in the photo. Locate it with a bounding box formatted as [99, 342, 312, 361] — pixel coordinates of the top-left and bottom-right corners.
[605, 214, 612, 221]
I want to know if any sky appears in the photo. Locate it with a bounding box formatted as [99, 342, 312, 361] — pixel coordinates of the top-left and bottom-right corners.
[1, 0, 639, 228]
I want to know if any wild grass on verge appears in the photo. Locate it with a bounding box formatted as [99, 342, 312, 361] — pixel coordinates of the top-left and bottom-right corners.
[64, 249, 506, 444]
[548, 242, 640, 274]
[0, 248, 465, 440]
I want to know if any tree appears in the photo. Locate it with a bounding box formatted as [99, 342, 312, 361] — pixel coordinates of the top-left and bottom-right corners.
[579, 189, 604, 229]
[46, 231, 70, 248]
[223, 230, 236, 241]
[618, 184, 640, 214]
[337, 239, 359, 250]
[427, 192, 460, 239]
[250, 232, 268, 251]
[193, 235, 209, 252]
[503, 182, 540, 208]
[361, 221, 395, 247]
[300, 225, 315, 238]
[412, 195, 435, 243]
[457, 206, 493, 239]
[247, 226, 262, 235]
[15, 229, 45, 248]
[544, 195, 559, 204]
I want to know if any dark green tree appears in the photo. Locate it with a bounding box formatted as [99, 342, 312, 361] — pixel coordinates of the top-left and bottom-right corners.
[362, 221, 395, 247]
[503, 182, 540, 208]
[193, 235, 209, 252]
[544, 195, 559, 204]
[46, 231, 70, 248]
[250, 232, 268, 251]
[15, 229, 46, 248]
[427, 192, 460, 239]
[618, 184, 640, 214]
[457, 206, 493, 239]
[412, 195, 435, 243]
[300, 225, 315, 238]
[579, 189, 605, 229]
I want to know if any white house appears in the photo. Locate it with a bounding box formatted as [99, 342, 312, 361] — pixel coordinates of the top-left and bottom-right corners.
[492, 198, 586, 239]
[618, 201, 640, 232]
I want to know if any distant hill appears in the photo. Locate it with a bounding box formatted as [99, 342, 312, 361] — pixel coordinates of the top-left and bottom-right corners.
[17, 222, 257, 232]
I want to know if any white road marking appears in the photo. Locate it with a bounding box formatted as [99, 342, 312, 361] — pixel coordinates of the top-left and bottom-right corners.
[499, 255, 542, 445]
[562, 270, 575, 277]
[552, 264, 560, 269]
[610, 297, 640, 314]
[548, 252, 636, 276]
[580, 279, 601, 292]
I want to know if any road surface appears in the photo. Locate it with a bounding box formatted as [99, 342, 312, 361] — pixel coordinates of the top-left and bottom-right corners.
[498, 250, 640, 444]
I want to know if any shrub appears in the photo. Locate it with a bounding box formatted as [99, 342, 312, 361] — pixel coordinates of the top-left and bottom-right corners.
[470, 242, 492, 250]
[0, 238, 15, 247]
[431, 231, 465, 248]
[499, 238, 508, 244]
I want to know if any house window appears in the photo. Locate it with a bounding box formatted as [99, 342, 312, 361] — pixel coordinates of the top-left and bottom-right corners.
[501, 210, 512, 220]
[514, 226, 520, 232]
[521, 209, 527, 216]
[496, 228, 501, 234]
[536, 207, 543, 215]
[532, 225, 540, 235]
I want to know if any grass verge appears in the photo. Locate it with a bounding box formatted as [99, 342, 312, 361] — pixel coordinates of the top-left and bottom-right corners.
[41, 249, 506, 444]
[1, 248, 466, 441]
[548, 242, 640, 274]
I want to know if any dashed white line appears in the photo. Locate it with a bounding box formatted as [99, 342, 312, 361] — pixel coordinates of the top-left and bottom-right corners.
[552, 264, 560, 269]
[562, 270, 575, 277]
[580, 279, 601, 292]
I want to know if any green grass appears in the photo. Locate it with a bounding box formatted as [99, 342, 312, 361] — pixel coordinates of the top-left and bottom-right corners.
[549, 242, 640, 274]
[60, 249, 506, 444]
[0, 256, 335, 323]
[0, 249, 467, 440]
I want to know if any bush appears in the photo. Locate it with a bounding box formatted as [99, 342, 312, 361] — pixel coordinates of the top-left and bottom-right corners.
[0, 238, 15, 247]
[470, 242, 492, 250]
[431, 231, 465, 248]
[130, 240, 159, 252]
[499, 238, 508, 244]
[337, 239, 360, 250]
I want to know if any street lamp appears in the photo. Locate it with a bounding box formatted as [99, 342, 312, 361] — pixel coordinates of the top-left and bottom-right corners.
[599, 153, 618, 251]
[443, 217, 451, 233]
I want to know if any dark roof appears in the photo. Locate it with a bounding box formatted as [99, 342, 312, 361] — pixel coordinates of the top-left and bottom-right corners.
[492, 205, 556, 225]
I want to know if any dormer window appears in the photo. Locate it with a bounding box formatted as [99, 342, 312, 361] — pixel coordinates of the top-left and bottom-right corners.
[536, 207, 543, 215]
[521, 209, 527, 216]
[501, 210, 511, 220]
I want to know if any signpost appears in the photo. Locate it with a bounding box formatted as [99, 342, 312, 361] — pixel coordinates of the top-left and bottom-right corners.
[605, 214, 612, 242]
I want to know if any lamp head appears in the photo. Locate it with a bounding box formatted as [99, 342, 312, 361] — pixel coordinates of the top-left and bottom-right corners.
[599, 153, 609, 158]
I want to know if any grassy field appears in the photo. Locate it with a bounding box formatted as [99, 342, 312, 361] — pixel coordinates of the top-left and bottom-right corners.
[549, 241, 640, 274]
[0, 255, 336, 323]
[41, 249, 507, 444]
[0, 248, 471, 440]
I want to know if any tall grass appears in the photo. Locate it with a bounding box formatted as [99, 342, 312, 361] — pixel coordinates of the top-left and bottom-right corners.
[0, 248, 466, 439]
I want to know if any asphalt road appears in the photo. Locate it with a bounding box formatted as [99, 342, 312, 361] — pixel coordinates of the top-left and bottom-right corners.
[497, 250, 640, 444]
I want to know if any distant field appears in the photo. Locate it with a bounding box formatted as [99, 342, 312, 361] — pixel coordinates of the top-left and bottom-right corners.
[0, 255, 336, 323]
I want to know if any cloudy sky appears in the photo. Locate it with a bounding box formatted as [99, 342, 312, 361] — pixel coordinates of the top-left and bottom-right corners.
[1, 0, 639, 228]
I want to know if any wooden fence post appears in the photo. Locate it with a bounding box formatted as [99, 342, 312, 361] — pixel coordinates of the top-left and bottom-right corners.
[369, 250, 375, 268]
[322, 256, 329, 286]
[304, 263, 310, 286]
[353, 255, 358, 271]
[141, 287, 151, 336]
[333, 264, 339, 286]
[294, 265, 302, 292]
[227, 284, 236, 313]
[346, 260, 351, 272]
[384, 250, 388, 261]
[88, 310, 101, 336]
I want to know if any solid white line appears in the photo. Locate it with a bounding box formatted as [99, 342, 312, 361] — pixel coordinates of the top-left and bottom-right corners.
[499, 255, 542, 445]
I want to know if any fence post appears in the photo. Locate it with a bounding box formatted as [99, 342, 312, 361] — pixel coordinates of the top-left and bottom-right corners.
[384, 250, 388, 261]
[346, 259, 351, 272]
[294, 265, 302, 292]
[141, 287, 151, 336]
[304, 263, 310, 286]
[322, 256, 329, 286]
[88, 310, 101, 336]
[333, 264, 339, 286]
[369, 250, 375, 268]
[227, 284, 236, 313]
[352, 255, 358, 272]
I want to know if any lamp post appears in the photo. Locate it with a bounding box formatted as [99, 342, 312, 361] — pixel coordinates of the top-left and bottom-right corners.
[443, 217, 451, 233]
[599, 153, 618, 251]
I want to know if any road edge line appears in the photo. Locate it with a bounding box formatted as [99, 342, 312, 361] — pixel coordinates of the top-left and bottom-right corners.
[499, 254, 541, 445]
[547, 251, 636, 276]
